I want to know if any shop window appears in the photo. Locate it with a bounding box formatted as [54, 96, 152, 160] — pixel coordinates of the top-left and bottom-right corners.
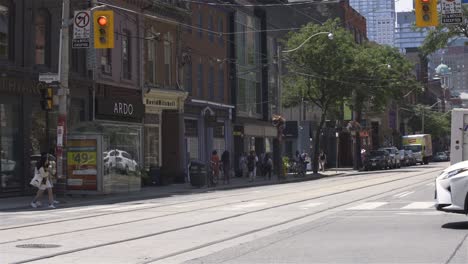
[0, 99, 21, 193]
[185, 119, 199, 160]
[144, 125, 160, 169]
[35, 9, 50, 66]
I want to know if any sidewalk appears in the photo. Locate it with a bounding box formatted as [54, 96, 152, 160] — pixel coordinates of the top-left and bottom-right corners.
[0, 169, 358, 211]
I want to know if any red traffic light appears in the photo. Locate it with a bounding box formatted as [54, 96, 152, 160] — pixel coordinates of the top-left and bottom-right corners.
[421, 0, 430, 2]
[97, 16, 108, 27]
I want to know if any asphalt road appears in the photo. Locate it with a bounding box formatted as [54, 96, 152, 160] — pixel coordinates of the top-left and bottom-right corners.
[1, 162, 464, 264]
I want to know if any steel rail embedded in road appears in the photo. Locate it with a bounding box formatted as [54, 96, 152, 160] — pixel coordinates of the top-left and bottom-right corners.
[9, 168, 440, 264]
[1, 167, 435, 232]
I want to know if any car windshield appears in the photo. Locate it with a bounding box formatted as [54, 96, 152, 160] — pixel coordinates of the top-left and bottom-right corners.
[436, 152, 446, 156]
[403, 145, 422, 152]
[369, 151, 386, 156]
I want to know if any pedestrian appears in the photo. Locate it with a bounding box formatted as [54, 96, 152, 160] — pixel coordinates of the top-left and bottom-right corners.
[319, 150, 327, 172]
[258, 152, 265, 178]
[247, 150, 258, 182]
[30, 154, 58, 209]
[211, 150, 220, 183]
[264, 153, 273, 180]
[240, 152, 248, 178]
[221, 150, 230, 184]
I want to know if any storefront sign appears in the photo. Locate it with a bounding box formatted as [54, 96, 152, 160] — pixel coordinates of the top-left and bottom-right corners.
[67, 139, 98, 191]
[96, 97, 144, 122]
[145, 98, 178, 109]
[0, 78, 41, 95]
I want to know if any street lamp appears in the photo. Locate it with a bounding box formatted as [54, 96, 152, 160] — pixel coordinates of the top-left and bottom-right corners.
[282, 32, 334, 53]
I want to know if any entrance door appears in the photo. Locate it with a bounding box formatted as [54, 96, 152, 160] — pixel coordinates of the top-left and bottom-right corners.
[162, 110, 183, 183]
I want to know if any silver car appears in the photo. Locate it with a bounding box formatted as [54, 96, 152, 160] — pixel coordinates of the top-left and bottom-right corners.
[379, 147, 401, 168]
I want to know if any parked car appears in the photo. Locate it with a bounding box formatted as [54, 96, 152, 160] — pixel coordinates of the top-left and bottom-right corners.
[405, 150, 417, 166]
[434, 152, 449, 162]
[363, 150, 390, 171]
[103, 149, 138, 174]
[379, 147, 401, 168]
[436, 160, 468, 214]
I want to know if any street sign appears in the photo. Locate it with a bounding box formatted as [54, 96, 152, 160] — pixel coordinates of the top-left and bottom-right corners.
[73, 10, 91, 48]
[441, 0, 463, 25]
[39, 72, 59, 83]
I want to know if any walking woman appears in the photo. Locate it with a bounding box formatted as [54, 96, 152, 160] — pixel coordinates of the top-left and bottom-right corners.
[30, 154, 58, 209]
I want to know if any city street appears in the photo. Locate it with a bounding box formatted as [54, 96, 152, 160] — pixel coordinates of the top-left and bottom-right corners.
[1, 162, 465, 263]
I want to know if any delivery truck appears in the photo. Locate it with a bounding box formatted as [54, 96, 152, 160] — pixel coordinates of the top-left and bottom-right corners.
[402, 134, 432, 165]
[450, 108, 468, 164]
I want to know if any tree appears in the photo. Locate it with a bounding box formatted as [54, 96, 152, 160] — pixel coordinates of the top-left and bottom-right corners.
[420, 6, 468, 57]
[282, 19, 357, 173]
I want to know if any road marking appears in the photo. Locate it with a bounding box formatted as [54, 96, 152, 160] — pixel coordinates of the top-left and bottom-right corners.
[394, 191, 411, 198]
[103, 203, 157, 211]
[397, 211, 443, 216]
[59, 205, 117, 213]
[426, 182, 435, 187]
[401, 202, 435, 210]
[398, 191, 414, 198]
[346, 202, 388, 210]
[299, 202, 323, 209]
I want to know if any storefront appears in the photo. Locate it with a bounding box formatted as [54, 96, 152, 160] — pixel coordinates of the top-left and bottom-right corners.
[0, 77, 49, 196]
[184, 99, 234, 167]
[143, 89, 187, 183]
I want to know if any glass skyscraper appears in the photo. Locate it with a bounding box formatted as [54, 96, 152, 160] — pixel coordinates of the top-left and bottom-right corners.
[395, 12, 429, 53]
[349, 0, 395, 46]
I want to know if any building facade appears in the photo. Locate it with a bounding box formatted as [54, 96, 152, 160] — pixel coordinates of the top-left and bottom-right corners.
[395, 11, 429, 53]
[349, 0, 395, 46]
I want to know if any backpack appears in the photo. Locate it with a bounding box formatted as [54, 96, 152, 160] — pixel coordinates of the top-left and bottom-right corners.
[247, 155, 255, 170]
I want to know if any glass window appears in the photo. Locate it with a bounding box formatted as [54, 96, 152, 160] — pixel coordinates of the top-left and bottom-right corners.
[164, 33, 172, 87]
[0, 99, 21, 193]
[218, 64, 224, 101]
[185, 119, 199, 160]
[218, 17, 224, 46]
[198, 13, 203, 38]
[35, 9, 49, 65]
[145, 28, 156, 83]
[101, 49, 112, 75]
[208, 15, 214, 42]
[197, 63, 203, 97]
[0, 4, 8, 59]
[144, 125, 160, 169]
[208, 65, 214, 100]
[185, 63, 192, 94]
[122, 30, 131, 79]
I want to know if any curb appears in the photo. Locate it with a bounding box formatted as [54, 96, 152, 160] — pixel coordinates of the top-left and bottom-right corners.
[0, 172, 351, 211]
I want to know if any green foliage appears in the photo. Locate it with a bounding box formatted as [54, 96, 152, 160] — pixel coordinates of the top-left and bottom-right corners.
[406, 105, 450, 139]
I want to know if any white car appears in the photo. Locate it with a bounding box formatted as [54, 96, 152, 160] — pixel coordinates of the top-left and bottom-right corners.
[435, 160, 468, 214]
[103, 149, 138, 174]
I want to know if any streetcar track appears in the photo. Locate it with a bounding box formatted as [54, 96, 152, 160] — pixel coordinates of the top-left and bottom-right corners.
[1, 167, 439, 233]
[9, 172, 437, 264]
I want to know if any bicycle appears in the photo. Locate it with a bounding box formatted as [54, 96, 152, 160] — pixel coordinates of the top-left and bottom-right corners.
[207, 161, 218, 187]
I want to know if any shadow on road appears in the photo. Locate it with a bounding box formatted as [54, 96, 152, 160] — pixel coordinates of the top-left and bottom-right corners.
[442, 222, 468, 230]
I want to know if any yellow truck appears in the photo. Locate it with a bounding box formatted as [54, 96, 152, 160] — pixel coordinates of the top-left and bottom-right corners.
[402, 134, 432, 165]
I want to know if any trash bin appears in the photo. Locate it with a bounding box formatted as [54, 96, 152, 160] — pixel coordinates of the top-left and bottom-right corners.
[189, 161, 206, 188]
[149, 166, 161, 186]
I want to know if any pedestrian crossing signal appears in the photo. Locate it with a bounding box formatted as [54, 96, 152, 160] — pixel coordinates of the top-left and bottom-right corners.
[415, 0, 438, 27]
[93, 10, 114, 49]
[41, 87, 53, 111]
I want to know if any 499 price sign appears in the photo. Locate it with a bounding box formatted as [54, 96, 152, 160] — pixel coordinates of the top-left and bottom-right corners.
[67, 139, 98, 191]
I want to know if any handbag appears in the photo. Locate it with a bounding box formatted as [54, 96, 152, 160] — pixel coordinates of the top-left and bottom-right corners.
[29, 168, 43, 188]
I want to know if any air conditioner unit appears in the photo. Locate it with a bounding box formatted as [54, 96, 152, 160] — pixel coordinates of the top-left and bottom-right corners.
[102, 64, 111, 74]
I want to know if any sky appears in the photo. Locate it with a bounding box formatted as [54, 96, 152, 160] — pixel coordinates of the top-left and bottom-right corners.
[395, 0, 414, 12]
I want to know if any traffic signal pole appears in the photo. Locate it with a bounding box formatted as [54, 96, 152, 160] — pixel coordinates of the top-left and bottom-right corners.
[56, 0, 70, 190]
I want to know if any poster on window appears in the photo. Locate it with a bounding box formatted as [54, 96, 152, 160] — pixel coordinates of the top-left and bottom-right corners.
[67, 139, 98, 191]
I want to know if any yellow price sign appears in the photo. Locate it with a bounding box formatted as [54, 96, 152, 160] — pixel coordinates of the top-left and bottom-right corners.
[68, 151, 97, 166]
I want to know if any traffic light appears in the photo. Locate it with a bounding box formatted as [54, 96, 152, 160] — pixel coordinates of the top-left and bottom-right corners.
[93, 10, 114, 49]
[415, 0, 439, 27]
[41, 87, 53, 111]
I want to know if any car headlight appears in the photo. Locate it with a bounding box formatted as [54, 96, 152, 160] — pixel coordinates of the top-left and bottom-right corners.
[441, 168, 468, 179]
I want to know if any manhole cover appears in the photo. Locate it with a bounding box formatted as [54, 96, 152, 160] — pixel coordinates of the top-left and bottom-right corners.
[16, 244, 61, 249]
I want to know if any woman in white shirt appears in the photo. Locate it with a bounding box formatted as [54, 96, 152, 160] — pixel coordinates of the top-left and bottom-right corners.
[30, 154, 58, 209]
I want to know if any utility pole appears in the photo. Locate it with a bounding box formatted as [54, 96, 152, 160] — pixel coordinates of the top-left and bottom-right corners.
[422, 107, 425, 134]
[56, 0, 70, 189]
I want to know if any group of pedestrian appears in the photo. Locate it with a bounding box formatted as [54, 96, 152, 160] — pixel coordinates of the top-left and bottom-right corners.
[238, 151, 273, 182]
[210, 150, 231, 184]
